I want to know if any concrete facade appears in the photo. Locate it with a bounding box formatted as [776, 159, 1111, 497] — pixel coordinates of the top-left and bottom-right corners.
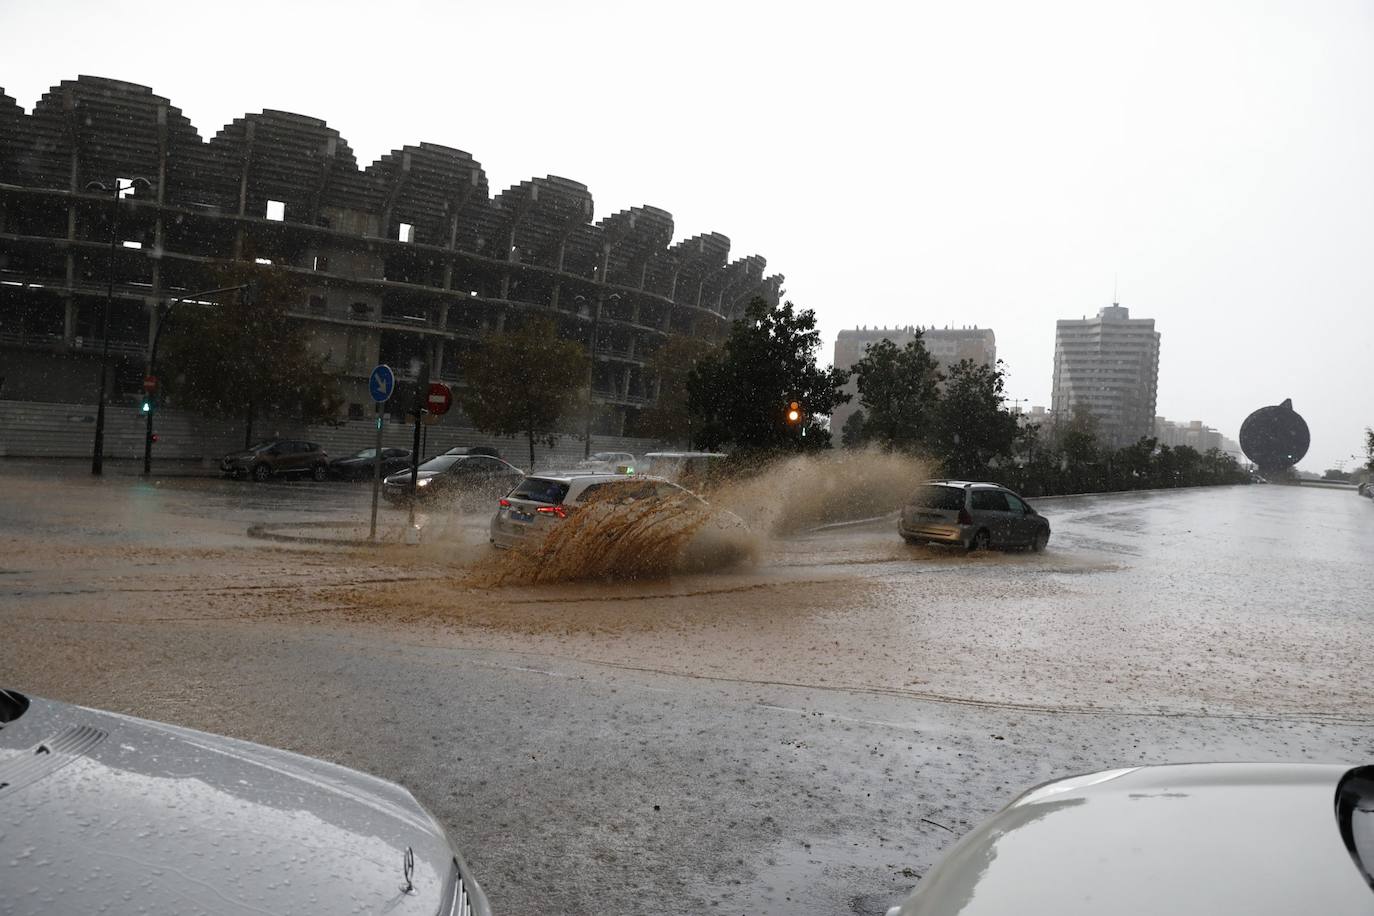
[830, 325, 996, 438]
[0, 76, 783, 437]
[1051, 304, 1160, 449]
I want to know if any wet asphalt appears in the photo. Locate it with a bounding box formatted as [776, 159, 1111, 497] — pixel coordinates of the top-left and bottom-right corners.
[1, 461, 1371, 915]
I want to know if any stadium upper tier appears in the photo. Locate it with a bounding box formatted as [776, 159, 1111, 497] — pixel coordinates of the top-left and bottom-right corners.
[0, 76, 782, 419]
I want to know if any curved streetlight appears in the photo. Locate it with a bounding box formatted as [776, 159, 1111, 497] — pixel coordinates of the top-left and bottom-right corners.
[86, 177, 153, 475]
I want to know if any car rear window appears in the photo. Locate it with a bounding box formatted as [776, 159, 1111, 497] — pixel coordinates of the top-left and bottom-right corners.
[510, 477, 571, 505]
[913, 485, 966, 511]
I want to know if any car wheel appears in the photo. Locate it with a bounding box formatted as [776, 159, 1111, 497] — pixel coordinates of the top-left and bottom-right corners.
[1031, 528, 1049, 552]
[311, 463, 328, 482]
[968, 528, 991, 552]
[251, 463, 271, 482]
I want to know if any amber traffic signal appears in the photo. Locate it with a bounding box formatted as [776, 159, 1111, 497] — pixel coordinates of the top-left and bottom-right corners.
[786, 401, 802, 424]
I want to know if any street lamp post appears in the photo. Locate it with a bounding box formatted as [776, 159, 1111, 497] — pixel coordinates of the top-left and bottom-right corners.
[87, 177, 151, 475]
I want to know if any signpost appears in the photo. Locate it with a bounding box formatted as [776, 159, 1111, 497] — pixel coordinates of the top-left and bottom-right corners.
[368, 364, 396, 541]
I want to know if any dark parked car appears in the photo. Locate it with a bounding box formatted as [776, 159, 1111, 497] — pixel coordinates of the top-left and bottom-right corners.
[445, 445, 505, 459]
[0, 688, 490, 916]
[899, 480, 1050, 551]
[329, 446, 413, 480]
[384, 453, 524, 506]
[220, 439, 330, 482]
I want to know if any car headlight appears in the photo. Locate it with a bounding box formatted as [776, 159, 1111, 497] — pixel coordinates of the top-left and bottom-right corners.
[417, 478, 432, 487]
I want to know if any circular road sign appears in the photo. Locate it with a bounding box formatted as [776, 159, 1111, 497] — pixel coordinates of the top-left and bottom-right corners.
[426, 382, 454, 417]
[368, 364, 396, 403]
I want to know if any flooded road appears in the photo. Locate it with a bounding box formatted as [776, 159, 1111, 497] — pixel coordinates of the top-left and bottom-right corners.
[1, 462, 1371, 915]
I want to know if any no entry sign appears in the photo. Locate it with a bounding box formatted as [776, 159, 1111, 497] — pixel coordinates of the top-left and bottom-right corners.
[426, 382, 453, 416]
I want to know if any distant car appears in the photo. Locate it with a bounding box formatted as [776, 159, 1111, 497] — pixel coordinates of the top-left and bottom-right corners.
[383, 453, 524, 505]
[220, 439, 330, 482]
[0, 688, 491, 916]
[575, 451, 638, 472]
[328, 446, 413, 480]
[899, 480, 1049, 551]
[490, 471, 749, 567]
[884, 762, 1373, 916]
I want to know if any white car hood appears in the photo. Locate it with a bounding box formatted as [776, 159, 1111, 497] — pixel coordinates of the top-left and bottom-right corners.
[890, 763, 1371, 916]
[0, 696, 457, 916]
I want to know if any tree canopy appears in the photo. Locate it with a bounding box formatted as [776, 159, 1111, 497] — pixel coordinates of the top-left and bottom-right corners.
[686, 298, 849, 452]
[849, 335, 942, 452]
[637, 333, 718, 445]
[460, 318, 590, 468]
[159, 263, 341, 446]
[931, 359, 1020, 478]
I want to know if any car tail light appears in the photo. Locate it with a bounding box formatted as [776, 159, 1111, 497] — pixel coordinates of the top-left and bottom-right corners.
[498, 498, 511, 508]
[536, 505, 568, 518]
[957, 507, 973, 525]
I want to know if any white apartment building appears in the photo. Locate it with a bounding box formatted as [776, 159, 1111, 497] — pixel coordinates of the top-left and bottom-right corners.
[831, 325, 996, 437]
[1051, 304, 1160, 448]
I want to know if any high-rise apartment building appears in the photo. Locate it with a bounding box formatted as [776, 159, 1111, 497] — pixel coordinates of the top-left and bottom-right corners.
[1051, 304, 1160, 448]
[831, 325, 996, 437]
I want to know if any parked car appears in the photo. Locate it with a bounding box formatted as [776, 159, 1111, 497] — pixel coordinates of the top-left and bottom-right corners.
[445, 445, 505, 459]
[220, 439, 330, 482]
[0, 687, 491, 916]
[885, 762, 1372, 916]
[328, 446, 413, 480]
[383, 453, 524, 505]
[575, 451, 638, 472]
[899, 480, 1050, 551]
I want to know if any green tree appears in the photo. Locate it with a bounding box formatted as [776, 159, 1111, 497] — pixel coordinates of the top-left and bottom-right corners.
[930, 359, 1020, 477]
[160, 263, 341, 447]
[686, 298, 849, 452]
[850, 335, 942, 452]
[460, 318, 590, 468]
[840, 408, 869, 448]
[637, 333, 718, 444]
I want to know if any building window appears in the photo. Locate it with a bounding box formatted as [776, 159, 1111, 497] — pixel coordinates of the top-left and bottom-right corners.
[266, 200, 285, 221]
[122, 240, 142, 249]
[350, 301, 372, 316]
[348, 402, 365, 421]
[313, 255, 329, 271]
[308, 294, 327, 313]
[254, 258, 272, 265]
[398, 222, 414, 243]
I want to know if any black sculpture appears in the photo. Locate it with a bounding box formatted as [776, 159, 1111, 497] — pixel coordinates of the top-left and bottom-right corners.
[1239, 399, 1309, 474]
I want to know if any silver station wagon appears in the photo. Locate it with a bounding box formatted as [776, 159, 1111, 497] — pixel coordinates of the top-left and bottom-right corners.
[899, 480, 1050, 551]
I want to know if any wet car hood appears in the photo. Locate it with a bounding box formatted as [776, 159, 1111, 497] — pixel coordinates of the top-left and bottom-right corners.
[0, 695, 454, 916]
[889, 763, 1370, 916]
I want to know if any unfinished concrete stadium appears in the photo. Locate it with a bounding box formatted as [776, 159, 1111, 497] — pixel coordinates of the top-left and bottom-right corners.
[0, 76, 782, 442]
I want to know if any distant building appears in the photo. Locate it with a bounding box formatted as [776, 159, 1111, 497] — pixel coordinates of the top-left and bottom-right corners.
[1051, 304, 1160, 449]
[1154, 417, 1242, 459]
[831, 325, 996, 437]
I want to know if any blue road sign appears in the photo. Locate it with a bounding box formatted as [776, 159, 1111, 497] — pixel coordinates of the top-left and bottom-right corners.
[368, 364, 396, 403]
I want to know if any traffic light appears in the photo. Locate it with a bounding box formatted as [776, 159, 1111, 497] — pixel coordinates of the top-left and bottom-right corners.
[786, 400, 802, 425]
[140, 395, 153, 414]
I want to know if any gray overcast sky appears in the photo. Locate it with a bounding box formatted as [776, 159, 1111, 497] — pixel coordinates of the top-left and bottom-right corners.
[4, 0, 1371, 470]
